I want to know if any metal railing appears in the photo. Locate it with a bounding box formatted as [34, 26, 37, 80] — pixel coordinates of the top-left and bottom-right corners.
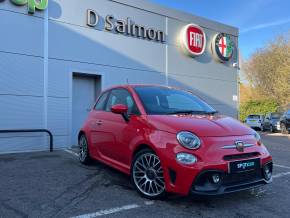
[0, 129, 53, 152]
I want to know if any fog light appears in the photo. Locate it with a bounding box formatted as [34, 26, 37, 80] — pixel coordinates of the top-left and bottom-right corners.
[263, 164, 272, 180]
[176, 153, 197, 165]
[212, 174, 221, 184]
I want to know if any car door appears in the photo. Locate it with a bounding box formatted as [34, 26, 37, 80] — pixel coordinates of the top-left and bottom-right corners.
[261, 115, 265, 126]
[98, 88, 141, 166]
[88, 91, 111, 158]
[281, 110, 290, 129]
[264, 113, 270, 130]
[285, 110, 290, 129]
[269, 113, 274, 127]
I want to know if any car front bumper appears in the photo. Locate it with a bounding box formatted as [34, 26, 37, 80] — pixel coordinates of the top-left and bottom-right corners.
[163, 157, 273, 196]
[154, 132, 273, 196]
[273, 123, 281, 131]
[190, 162, 272, 195]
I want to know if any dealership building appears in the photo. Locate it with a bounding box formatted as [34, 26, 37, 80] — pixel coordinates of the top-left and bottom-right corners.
[0, 0, 239, 153]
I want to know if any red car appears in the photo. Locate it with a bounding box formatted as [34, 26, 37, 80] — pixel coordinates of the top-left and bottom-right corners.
[78, 85, 273, 199]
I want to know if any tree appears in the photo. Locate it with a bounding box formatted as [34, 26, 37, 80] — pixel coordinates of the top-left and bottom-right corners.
[239, 99, 279, 122]
[244, 33, 290, 107]
[239, 83, 258, 104]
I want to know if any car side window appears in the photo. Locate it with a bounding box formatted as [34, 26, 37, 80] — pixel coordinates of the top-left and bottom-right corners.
[105, 88, 140, 115]
[94, 92, 109, 111]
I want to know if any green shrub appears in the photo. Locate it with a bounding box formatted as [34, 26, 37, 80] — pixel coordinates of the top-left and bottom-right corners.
[239, 99, 279, 121]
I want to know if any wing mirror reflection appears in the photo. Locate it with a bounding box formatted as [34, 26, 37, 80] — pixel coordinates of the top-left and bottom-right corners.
[111, 104, 130, 122]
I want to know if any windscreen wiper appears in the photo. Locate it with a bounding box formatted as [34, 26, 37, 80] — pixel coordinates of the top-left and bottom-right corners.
[205, 111, 218, 115]
[167, 110, 206, 115]
[167, 110, 218, 115]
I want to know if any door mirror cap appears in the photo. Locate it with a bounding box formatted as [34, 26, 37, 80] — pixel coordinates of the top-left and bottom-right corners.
[111, 104, 128, 114]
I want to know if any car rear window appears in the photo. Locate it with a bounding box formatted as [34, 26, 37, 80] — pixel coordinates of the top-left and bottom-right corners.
[271, 113, 281, 119]
[247, 115, 260, 119]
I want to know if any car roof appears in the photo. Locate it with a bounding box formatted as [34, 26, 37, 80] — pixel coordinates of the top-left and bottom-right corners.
[102, 84, 183, 93]
[112, 84, 173, 88]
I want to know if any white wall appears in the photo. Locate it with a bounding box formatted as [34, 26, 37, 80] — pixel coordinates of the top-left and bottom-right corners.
[0, 0, 238, 153]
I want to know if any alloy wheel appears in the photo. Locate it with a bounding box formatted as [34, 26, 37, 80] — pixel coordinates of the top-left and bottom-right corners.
[79, 135, 88, 162]
[281, 123, 288, 134]
[132, 152, 165, 198]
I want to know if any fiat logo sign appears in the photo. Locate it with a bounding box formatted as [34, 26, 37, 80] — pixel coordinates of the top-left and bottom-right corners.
[180, 24, 206, 57]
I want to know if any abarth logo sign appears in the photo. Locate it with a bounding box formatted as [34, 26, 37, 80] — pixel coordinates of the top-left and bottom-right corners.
[212, 33, 234, 62]
[1, 0, 48, 14]
[179, 24, 206, 57]
[235, 140, 245, 152]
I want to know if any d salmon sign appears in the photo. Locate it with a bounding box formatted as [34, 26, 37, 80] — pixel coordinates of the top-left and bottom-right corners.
[180, 24, 206, 57]
[212, 33, 234, 62]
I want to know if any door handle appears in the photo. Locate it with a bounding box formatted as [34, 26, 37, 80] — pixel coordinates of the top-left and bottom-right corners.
[96, 120, 103, 125]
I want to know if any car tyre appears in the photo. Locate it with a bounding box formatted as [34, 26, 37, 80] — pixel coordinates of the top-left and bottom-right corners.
[281, 123, 289, 134]
[261, 125, 265, 132]
[79, 134, 92, 165]
[270, 125, 275, 133]
[131, 149, 166, 200]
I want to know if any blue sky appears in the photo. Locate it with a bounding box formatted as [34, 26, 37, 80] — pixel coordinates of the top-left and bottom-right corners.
[149, 0, 290, 60]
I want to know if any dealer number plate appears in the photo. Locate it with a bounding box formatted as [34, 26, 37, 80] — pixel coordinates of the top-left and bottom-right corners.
[229, 158, 260, 173]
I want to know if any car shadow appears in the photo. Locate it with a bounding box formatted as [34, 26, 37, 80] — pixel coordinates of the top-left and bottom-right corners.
[79, 158, 135, 191]
[83, 156, 269, 205]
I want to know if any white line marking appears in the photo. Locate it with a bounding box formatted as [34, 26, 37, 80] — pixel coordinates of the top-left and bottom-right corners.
[144, 200, 154, 206]
[71, 204, 140, 218]
[274, 164, 290, 170]
[273, 172, 290, 178]
[64, 149, 78, 157]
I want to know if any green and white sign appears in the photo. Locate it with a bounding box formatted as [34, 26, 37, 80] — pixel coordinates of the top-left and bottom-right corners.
[1, 0, 48, 14]
[212, 33, 234, 62]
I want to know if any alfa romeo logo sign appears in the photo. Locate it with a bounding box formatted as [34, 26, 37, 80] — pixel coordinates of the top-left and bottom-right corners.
[180, 24, 206, 57]
[212, 33, 234, 62]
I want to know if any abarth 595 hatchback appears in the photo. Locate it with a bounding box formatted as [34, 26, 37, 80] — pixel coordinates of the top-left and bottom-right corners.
[78, 85, 273, 199]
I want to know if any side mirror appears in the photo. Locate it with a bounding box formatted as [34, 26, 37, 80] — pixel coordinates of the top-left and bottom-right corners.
[111, 104, 130, 122]
[111, 104, 128, 114]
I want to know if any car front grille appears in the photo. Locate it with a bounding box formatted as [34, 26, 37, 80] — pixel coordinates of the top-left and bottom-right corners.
[223, 169, 262, 185]
[223, 152, 260, 161]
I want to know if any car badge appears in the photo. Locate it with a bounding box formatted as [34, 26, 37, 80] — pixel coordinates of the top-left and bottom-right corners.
[235, 140, 245, 152]
[211, 33, 234, 62]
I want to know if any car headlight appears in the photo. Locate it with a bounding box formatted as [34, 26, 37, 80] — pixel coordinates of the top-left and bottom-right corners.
[177, 131, 201, 150]
[253, 131, 262, 145]
[176, 153, 197, 165]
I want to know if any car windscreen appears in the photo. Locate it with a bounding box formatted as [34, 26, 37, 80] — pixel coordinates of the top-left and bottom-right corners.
[247, 115, 260, 119]
[271, 113, 281, 119]
[134, 86, 216, 115]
